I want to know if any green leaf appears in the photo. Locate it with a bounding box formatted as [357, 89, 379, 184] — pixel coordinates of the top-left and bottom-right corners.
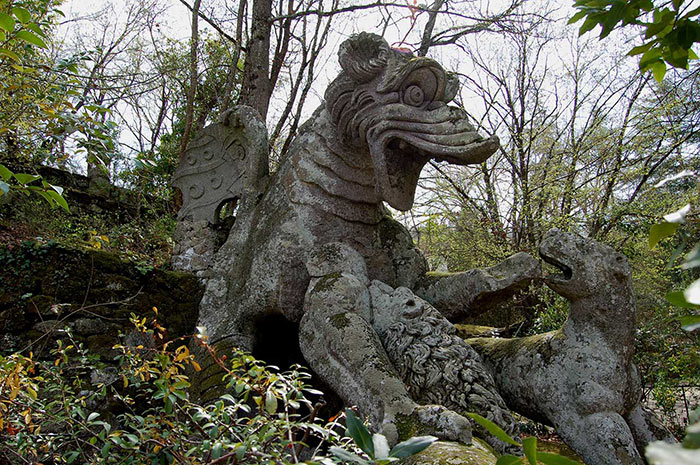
[666, 291, 700, 309]
[651, 60, 667, 82]
[0, 13, 15, 32]
[389, 435, 438, 458]
[16, 30, 48, 48]
[264, 390, 277, 414]
[330, 446, 368, 464]
[0, 164, 12, 181]
[12, 7, 30, 23]
[0, 181, 9, 195]
[663, 204, 691, 223]
[522, 436, 537, 465]
[465, 412, 520, 446]
[679, 314, 700, 331]
[87, 412, 100, 422]
[47, 183, 64, 196]
[211, 443, 223, 460]
[639, 47, 663, 69]
[65, 451, 80, 464]
[13, 173, 40, 185]
[0, 48, 20, 62]
[345, 409, 374, 457]
[538, 452, 583, 465]
[639, 0, 654, 12]
[681, 244, 700, 269]
[496, 455, 523, 465]
[579, 16, 600, 36]
[568, 11, 587, 25]
[672, 0, 684, 11]
[649, 222, 679, 249]
[25, 22, 46, 37]
[628, 42, 653, 56]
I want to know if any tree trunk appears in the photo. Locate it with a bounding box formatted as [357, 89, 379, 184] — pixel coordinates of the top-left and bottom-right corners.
[239, 0, 272, 120]
[178, 0, 201, 162]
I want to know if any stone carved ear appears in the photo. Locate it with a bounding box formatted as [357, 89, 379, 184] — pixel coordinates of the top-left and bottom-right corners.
[338, 32, 390, 83]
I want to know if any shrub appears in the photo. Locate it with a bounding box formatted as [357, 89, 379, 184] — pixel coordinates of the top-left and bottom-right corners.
[0, 313, 354, 464]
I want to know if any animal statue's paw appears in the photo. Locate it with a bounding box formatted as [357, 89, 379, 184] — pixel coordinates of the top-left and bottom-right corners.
[385, 405, 472, 445]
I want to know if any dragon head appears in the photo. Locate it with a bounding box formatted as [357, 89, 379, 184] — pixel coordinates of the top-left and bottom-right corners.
[325, 33, 499, 211]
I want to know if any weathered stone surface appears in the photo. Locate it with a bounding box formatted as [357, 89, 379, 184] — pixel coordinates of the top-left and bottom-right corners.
[171, 219, 218, 276]
[172, 106, 269, 224]
[0, 241, 202, 358]
[305, 242, 370, 286]
[171, 106, 270, 276]
[369, 281, 518, 454]
[400, 440, 497, 465]
[468, 229, 676, 465]
[415, 252, 541, 321]
[300, 248, 472, 446]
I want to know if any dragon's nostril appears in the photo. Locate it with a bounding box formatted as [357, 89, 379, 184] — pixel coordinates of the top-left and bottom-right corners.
[406, 299, 415, 306]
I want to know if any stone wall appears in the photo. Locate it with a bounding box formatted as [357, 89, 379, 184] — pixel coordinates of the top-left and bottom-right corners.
[0, 240, 202, 358]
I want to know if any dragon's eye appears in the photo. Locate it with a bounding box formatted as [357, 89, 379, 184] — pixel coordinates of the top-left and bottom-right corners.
[403, 85, 425, 107]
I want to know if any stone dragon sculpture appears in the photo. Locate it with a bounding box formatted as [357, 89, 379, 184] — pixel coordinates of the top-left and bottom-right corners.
[173, 32, 539, 447]
[172, 32, 672, 463]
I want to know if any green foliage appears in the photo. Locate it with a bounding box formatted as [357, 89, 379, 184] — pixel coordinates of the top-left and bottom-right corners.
[0, 313, 358, 464]
[463, 413, 580, 465]
[0, 179, 176, 269]
[570, 0, 700, 80]
[0, 163, 68, 211]
[647, 200, 700, 325]
[330, 409, 437, 464]
[0, 0, 119, 178]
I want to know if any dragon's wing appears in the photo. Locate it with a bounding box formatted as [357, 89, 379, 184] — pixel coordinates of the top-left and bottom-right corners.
[173, 106, 269, 223]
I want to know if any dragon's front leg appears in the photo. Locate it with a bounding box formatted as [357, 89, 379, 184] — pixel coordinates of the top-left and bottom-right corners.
[299, 243, 472, 445]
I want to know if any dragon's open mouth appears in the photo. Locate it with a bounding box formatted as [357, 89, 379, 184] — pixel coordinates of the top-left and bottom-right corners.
[540, 251, 573, 283]
[378, 138, 429, 210]
[366, 105, 499, 211]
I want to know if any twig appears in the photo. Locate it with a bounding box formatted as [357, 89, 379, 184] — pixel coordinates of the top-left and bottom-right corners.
[175, 0, 246, 50]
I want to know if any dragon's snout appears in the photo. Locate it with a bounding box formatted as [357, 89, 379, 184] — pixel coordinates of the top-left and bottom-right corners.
[325, 32, 500, 211]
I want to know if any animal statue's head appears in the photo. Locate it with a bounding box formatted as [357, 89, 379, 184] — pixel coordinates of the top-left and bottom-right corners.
[368, 281, 453, 337]
[539, 228, 632, 302]
[325, 33, 499, 211]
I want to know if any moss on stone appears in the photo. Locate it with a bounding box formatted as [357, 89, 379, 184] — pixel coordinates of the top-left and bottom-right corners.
[378, 217, 410, 248]
[329, 312, 351, 330]
[402, 439, 497, 465]
[0, 241, 203, 358]
[395, 412, 432, 441]
[425, 271, 458, 278]
[454, 324, 498, 338]
[311, 272, 342, 294]
[467, 330, 562, 365]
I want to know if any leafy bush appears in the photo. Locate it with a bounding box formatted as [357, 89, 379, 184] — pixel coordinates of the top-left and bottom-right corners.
[0, 312, 357, 464]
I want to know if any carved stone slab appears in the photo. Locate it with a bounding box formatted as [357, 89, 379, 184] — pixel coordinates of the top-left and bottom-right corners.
[173, 106, 269, 224]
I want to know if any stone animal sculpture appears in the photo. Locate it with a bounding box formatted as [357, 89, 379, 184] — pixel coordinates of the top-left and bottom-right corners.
[173, 32, 540, 445]
[468, 229, 676, 465]
[368, 279, 520, 454]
